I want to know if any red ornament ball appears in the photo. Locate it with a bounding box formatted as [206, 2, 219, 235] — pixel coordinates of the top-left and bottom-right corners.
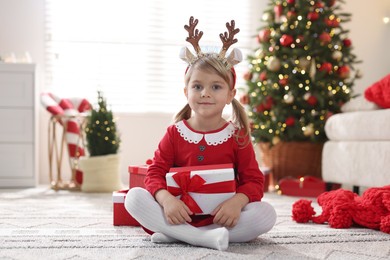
[287, 0, 295, 5]
[324, 18, 339, 27]
[307, 95, 318, 106]
[319, 32, 331, 44]
[307, 12, 319, 21]
[255, 103, 265, 112]
[263, 96, 274, 110]
[287, 11, 297, 20]
[319, 62, 333, 73]
[259, 71, 267, 81]
[258, 29, 271, 43]
[326, 111, 334, 119]
[280, 34, 294, 47]
[146, 159, 153, 165]
[239, 94, 250, 105]
[343, 38, 352, 47]
[325, 0, 336, 7]
[285, 116, 296, 126]
[274, 4, 283, 17]
[279, 78, 288, 86]
[337, 65, 350, 78]
[296, 35, 305, 47]
[243, 71, 253, 81]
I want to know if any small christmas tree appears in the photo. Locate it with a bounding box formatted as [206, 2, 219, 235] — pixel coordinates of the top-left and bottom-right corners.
[85, 91, 120, 156]
[243, 0, 360, 145]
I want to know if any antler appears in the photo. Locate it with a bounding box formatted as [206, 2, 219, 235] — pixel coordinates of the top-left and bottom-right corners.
[219, 20, 240, 58]
[184, 16, 203, 55]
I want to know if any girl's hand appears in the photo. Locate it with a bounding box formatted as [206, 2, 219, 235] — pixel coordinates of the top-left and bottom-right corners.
[155, 189, 193, 225]
[211, 193, 249, 228]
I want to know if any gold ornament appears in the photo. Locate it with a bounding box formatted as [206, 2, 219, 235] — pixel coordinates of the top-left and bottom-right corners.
[332, 50, 342, 60]
[262, 12, 273, 22]
[303, 92, 311, 100]
[309, 59, 316, 80]
[298, 57, 310, 70]
[272, 136, 281, 145]
[303, 123, 314, 136]
[267, 56, 281, 71]
[283, 92, 294, 104]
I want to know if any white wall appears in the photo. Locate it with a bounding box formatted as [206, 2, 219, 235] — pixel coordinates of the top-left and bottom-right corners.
[1, 0, 389, 186]
[343, 2, 390, 91]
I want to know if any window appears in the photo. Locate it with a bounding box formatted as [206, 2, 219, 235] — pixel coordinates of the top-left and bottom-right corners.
[45, 0, 263, 113]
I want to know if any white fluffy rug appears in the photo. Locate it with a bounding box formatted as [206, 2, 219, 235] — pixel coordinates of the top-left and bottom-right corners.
[0, 187, 389, 259]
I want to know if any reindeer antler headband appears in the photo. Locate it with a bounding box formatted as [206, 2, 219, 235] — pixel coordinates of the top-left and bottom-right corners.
[180, 16, 243, 70]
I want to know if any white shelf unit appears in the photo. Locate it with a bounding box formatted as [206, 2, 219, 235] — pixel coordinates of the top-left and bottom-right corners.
[0, 63, 37, 187]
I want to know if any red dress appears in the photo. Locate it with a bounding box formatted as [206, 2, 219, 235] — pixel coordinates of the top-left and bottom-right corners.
[144, 119, 264, 226]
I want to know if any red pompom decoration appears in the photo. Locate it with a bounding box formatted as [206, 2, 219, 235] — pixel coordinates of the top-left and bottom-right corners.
[292, 185, 390, 234]
[380, 215, 390, 234]
[292, 199, 315, 223]
[328, 206, 354, 228]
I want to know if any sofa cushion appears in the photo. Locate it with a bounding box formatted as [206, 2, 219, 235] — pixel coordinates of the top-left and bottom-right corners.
[322, 141, 390, 188]
[325, 109, 390, 141]
[341, 95, 378, 113]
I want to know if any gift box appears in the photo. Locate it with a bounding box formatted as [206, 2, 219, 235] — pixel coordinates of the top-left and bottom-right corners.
[277, 176, 333, 197]
[166, 164, 236, 215]
[260, 166, 271, 192]
[112, 190, 140, 226]
[128, 160, 152, 188]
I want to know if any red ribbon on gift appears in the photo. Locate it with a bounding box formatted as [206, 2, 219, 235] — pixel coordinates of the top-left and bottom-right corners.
[167, 171, 236, 214]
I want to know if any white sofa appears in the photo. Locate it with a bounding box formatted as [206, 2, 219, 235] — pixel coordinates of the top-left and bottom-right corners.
[322, 96, 390, 192]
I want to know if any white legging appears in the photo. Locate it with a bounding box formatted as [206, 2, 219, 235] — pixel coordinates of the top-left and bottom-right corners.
[125, 187, 277, 250]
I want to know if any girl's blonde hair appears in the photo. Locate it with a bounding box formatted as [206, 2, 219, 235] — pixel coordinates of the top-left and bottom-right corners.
[174, 54, 250, 145]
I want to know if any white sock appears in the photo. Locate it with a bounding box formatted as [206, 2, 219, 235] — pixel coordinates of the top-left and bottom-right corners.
[226, 201, 277, 242]
[151, 232, 178, 243]
[125, 187, 229, 251]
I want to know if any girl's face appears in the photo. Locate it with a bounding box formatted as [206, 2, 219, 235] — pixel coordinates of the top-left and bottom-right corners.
[185, 68, 236, 120]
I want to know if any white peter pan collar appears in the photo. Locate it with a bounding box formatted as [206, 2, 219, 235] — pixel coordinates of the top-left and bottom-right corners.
[175, 120, 236, 146]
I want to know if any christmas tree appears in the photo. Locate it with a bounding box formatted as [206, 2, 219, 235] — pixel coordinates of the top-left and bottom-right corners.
[243, 0, 360, 145]
[85, 91, 120, 156]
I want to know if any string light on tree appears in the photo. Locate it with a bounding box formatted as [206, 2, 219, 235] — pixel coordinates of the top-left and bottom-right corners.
[243, 0, 360, 144]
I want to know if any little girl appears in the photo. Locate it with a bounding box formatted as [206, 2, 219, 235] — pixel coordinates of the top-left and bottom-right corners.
[125, 17, 276, 251]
